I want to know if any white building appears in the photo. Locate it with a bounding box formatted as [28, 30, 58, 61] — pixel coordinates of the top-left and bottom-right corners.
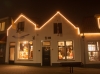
[5, 11, 100, 67]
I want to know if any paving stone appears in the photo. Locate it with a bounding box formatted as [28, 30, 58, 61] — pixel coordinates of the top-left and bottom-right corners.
[0, 65, 100, 74]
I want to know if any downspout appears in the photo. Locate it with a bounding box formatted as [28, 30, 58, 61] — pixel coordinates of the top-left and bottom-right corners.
[82, 33, 86, 67]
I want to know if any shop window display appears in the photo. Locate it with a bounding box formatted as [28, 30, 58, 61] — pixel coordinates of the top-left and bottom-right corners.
[58, 47, 65, 59]
[58, 41, 74, 60]
[88, 41, 100, 61]
[18, 41, 33, 60]
[66, 41, 73, 59]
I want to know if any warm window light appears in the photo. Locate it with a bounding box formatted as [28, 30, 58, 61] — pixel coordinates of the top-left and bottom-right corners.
[97, 18, 100, 29]
[66, 41, 72, 46]
[23, 41, 28, 44]
[80, 33, 100, 36]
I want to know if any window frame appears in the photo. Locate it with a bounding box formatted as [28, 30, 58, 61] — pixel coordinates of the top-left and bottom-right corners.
[53, 23, 62, 34]
[17, 41, 33, 60]
[58, 40, 74, 60]
[87, 41, 100, 62]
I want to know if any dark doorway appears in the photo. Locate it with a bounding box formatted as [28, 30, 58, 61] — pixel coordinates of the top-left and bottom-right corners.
[0, 43, 6, 64]
[42, 47, 50, 66]
[9, 46, 15, 64]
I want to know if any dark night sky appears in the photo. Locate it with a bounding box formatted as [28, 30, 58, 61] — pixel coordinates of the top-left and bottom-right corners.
[0, 0, 100, 26]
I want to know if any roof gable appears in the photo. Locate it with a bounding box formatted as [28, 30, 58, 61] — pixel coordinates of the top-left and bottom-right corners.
[39, 11, 78, 30]
[7, 13, 37, 36]
[7, 11, 80, 36]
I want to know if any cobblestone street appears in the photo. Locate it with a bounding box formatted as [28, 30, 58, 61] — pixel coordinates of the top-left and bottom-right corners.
[0, 65, 100, 74]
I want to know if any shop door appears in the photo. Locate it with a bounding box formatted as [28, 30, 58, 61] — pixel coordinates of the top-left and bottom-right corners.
[9, 47, 15, 64]
[42, 47, 50, 66]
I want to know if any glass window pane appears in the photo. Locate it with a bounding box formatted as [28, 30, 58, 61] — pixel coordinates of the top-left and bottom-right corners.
[43, 41, 50, 46]
[66, 41, 74, 59]
[18, 41, 29, 59]
[1, 22, 5, 31]
[58, 47, 65, 59]
[66, 46, 74, 59]
[88, 44, 96, 51]
[88, 52, 99, 61]
[66, 41, 72, 46]
[88, 41, 100, 61]
[29, 41, 33, 59]
[58, 41, 64, 46]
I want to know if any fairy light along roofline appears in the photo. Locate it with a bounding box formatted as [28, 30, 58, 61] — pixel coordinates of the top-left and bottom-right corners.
[7, 13, 38, 36]
[39, 11, 78, 29]
[39, 11, 80, 34]
[7, 11, 80, 36]
[80, 33, 100, 36]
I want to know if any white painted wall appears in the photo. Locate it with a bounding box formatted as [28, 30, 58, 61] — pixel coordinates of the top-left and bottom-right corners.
[6, 17, 37, 63]
[37, 14, 81, 65]
[6, 13, 82, 65]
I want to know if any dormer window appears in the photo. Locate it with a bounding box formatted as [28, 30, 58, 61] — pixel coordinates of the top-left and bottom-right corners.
[53, 23, 62, 34]
[17, 21, 25, 33]
[0, 22, 5, 31]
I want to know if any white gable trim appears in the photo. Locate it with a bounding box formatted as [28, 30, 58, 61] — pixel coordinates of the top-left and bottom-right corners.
[39, 11, 80, 34]
[7, 13, 37, 36]
[7, 11, 81, 36]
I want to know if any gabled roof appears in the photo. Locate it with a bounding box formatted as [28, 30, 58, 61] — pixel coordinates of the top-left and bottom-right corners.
[7, 11, 82, 36]
[80, 16, 100, 33]
[39, 11, 78, 30]
[7, 13, 38, 36]
[14, 13, 37, 26]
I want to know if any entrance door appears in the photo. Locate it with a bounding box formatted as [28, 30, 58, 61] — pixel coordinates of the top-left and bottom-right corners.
[9, 47, 15, 64]
[42, 47, 50, 66]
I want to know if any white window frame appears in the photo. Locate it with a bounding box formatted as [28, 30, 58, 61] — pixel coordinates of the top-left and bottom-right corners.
[58, 40, 74, 60]
[17, 41, 33, 60]
[87, 41, 100, 62]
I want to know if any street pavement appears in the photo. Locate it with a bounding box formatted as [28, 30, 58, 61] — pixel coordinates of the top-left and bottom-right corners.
[0, 65, 100, 74]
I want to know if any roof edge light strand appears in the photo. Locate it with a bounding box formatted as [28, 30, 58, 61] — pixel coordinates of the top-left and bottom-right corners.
[7, 14, 37, 36]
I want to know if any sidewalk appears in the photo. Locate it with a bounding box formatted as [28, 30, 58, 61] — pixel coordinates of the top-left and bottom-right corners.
[0, 65, 100, 74]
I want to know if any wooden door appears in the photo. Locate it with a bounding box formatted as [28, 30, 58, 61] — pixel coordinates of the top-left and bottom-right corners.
[42, 47, 50, 66]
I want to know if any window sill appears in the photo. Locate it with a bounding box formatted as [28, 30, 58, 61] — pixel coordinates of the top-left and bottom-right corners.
[17, 59, 33, 61]
[57, 59, 75, 62]
[88, 61, 100, 64]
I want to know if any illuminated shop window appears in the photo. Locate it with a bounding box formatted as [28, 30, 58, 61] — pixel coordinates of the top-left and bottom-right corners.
[18, 41, 33, 60]
[58, 41, 74, 60]
[0, 22, 5, 31]
[88, 41, 100, 61]
[66, 41, 74, 59]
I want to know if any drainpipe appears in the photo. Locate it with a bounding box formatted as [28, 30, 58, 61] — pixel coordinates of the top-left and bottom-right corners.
[82, 33, 86, 67]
